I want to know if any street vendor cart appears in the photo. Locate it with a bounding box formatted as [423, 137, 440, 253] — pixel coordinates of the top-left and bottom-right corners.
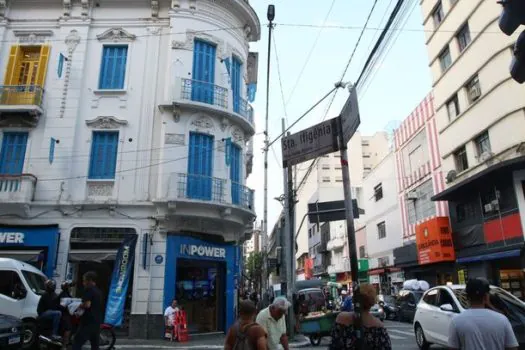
[299, 311, 339, 346]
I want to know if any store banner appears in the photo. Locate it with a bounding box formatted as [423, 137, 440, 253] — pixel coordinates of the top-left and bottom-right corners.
[104, 234, 138, 326]
[416, 217, 455, 265]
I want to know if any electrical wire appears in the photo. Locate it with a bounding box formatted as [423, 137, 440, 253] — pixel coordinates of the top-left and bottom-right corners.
[272, 32, 289, 125]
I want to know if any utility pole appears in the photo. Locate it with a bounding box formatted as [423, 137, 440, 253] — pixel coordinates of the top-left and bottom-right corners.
[262, 4, 275, 293]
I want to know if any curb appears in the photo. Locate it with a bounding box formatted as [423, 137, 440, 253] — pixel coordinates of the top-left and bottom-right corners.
[113, 338, 312, 349]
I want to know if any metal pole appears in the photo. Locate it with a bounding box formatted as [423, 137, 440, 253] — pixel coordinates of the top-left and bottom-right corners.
[337, 116, 363, 350]
[286, 130, 296, 339]
[262, 5, 275, 294]
[281, 119, 290, 300]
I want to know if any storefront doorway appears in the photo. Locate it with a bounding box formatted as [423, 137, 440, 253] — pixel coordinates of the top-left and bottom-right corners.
[176, 258, 225, 333]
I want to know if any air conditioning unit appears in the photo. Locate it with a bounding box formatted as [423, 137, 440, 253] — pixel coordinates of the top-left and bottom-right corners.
[469, 85, 481, 101]
[406, 191, 418, 200]
[484, 203, 494, 212]
[479, 151, 494, 162]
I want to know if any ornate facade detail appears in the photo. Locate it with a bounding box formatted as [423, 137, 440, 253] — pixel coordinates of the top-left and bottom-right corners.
[85, 116, 128, 129]
[247, 52, 259, 84]
[87, 182, 114, 197]
[190, 116, 214, 131]
[81, 0, 90, 17]
[65, 30, 81, 52]
[189, 0, 196, 10]
[151, 0, 159, 17]
[0, 0, 6, 18]
[231, 126, 244, 143]
[147, 26, 162, 35]
[0, 115, 39, 128]
[91, 94, 128, 109]
[14, 30, 53, 44]
[171, 0, 180, 8]
[165, 133, 185, 145]
[220, 118, 229, 132]
[244, 24, 252, 40]
[97, 28, 136, 42]
[172, 30, 225, 57]
[63, 0, 71, 17]
[173, 104, 181, 122]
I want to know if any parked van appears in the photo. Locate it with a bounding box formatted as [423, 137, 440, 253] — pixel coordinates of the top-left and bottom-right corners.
[0, 258, 47, 348]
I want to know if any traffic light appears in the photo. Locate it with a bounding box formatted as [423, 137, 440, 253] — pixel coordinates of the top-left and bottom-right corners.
[498, 0, 525, 83]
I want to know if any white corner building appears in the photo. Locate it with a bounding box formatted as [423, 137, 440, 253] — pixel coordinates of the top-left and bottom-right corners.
[0, 0, 259, 339]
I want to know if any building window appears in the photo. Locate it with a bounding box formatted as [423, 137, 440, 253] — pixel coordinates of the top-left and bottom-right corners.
[335, 177, 343, 182]
[363, 154, 371, 158]
[454, 146, 469, 172]
[231, 56, 242, 114]
[335, 165, 342, 170]
[0, 270, 24, 299]
[466, 75, 481, 104]
[439, 46, 452, 72]
[406, 180, 436, 224]
[0, 132, 28, 175]
[88, 131, 119, 179]
[334, 154, 341, 158]
[322, 177, 330, 183]
[377, 221, 386, 239]
[432, 2, 444, 27]
[187, 132, 214, 200]
[378, 256, 389, 267]
[446, 94, 460, 120]
[374, 183, 383, 201]
[99, 46, 128, 89]
[362, 141, 369, 146]
[456, 201, 477, 223]
[308, 228, 312, 238]
[192, 40, 217, 104]
[322, 164, 330, 170]
[475, 131, 491, 157]
[359, 245, 366, 258]
[456, 23, 471, 52]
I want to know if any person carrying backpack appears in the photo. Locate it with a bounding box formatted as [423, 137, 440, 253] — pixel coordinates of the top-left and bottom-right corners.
[225, 300, 268, 350]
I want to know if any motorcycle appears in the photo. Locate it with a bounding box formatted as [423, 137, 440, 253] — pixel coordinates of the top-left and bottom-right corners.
[37, 312, 116, 349]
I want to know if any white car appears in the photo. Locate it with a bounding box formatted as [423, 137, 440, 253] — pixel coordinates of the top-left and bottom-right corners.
[413, 284, 525, 350]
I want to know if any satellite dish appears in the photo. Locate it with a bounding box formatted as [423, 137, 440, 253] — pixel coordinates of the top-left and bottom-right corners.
[446, 170, 457, 184]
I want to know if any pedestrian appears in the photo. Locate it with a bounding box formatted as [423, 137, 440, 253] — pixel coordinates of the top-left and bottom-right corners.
[329, 283, 391, 350]
[255, 296, 291, 350]
[341, 290, 353, 312]
[164, 298, 180, 327]
[224, 300, 267, 350]
[72, 271, 103, 350]
[448, 278, 519, 350]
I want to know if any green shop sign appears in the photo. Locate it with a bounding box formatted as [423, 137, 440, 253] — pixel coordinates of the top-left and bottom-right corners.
[358, 259, 369, 272]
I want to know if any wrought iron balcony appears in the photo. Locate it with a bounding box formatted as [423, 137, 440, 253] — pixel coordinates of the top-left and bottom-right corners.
[0, 85, 44, 126]
[169, 173, 254, 211]
[174, 78, 255, 130]
[0, 174, 37, 204]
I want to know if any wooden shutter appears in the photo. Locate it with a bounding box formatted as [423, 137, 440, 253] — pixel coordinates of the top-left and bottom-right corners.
[3, 46, 22, 85]
[35, 45, 51, 87]
[89, 131, 119, 179]
[0, 132, 29, 174]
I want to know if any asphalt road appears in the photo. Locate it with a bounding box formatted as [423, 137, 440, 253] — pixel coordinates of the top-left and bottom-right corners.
[299, 320, 448, 350]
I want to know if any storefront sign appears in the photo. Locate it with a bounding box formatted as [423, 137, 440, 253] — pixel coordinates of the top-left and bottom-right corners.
[0, 232, 25, 244]
[369, 275, 380, 284]
[105, 234, 138, 327]
[390, 271, 405, 283]
[358, 259, 369, 272]
[180, 244, 226, 258]
[416, 217, 456, 265]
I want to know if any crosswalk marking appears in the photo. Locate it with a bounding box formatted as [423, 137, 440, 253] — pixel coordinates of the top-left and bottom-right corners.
[389, 329, 414, 336]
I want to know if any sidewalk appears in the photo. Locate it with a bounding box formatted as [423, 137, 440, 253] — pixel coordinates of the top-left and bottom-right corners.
[115, 333, 311, 349]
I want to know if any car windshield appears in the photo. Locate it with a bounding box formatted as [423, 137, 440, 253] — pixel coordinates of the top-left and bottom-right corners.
[412, 291, 424, 302]
[22, 270, 46, 295]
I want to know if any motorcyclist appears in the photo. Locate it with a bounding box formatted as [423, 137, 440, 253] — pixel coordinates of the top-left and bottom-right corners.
[58, 281, 75, 348]
[37, 279, 62, 342]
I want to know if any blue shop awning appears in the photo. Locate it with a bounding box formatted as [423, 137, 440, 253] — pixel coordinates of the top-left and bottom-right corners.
[457, 249, 522, 264]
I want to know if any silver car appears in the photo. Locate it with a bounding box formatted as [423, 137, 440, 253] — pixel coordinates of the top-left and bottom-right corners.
[370, 304, 386, 321]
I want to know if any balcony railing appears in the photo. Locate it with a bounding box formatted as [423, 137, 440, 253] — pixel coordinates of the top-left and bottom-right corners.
[0, 174, 37, 203]
[180, 78, 228, 109]
[0, 85, 44, 106]
[175, 78, 254, 126]
[172, 173, 254, 211]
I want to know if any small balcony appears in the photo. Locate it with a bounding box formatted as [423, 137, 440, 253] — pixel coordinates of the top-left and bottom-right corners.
[0, 86, 44, 127]
[0, 174, 37, 204]
[327, 237, 345, 251]
[173, 78, 255, 134]
[168, 173, 254, 211]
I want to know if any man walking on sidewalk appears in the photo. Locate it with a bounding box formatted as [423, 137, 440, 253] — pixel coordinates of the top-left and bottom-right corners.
[73, 271, 103, 350]
[225, 300, 267, 350]
[448, 278, 519, 350]
[256, 297, 291, 350]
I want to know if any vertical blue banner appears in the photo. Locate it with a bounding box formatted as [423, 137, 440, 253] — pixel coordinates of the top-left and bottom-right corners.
[247, 83, 257, 102]
[223, 57, 231, 77]
[49, 138, 56, 164]
[104, 234, 138, 326]
[58, 53, 65, 78]
[225, 137, 232, 166]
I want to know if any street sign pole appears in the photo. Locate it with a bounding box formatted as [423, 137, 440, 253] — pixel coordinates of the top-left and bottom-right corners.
[338, 85, 363, 350]
[286, 129, 296, 339]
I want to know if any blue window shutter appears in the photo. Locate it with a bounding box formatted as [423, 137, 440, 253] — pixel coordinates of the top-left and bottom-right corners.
[89, 131, 119, 179]
[187, 132, 214, 200]
[99, 46, 128, 89]
[231, 57, 242, 113]
[230, 143, 242, 205]
[0, 132, 28, 174]
[191, 40, 216, 104]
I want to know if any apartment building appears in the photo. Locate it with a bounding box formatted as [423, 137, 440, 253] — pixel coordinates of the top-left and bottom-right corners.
[0, 0, 259, 339]
[421, 0, 525, 294]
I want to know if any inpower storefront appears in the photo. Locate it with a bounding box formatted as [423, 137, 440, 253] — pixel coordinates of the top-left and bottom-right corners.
[164, 235, 240, 334]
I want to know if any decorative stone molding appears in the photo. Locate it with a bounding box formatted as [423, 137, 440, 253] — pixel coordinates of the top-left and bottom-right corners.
[173, 104, 181, 122]
[0, 115, 38, 128]
[85, 116, 128, 129]
[220, 117, 229, 132]
[63, 0, 71, 17]
[97, 28, 136, 42]
[87, 182, 114, 197]
[0, 0, 6, 18]
[91, 95, 128, 109]
[14, 30, 53, 44]
[190, 116, 214, 131]
[244, 24, 252, 40]
[147, 26, 162, 35]
[231, 126, 244, 143]
[65, 30, 81, 52]
[165, 133, 185, 145]
[172, 30, 225, 57]
[151, 0, 159, 17]
[171, 0, 180, 8]
[189, 0, 196, 10]
[81, 0, 90, 17]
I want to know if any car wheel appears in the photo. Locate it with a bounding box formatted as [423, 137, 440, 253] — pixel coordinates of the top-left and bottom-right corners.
[22, 321, 37, 349]
[415, 323, 431, 350]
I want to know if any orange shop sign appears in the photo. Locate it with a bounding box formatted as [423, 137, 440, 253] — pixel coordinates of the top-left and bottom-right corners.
[415, 217, 455, 265]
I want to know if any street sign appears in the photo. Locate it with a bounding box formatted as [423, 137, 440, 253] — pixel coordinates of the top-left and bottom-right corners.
[281, 117, 339, 167]
[340, 87, 361, 144]
[307, 199, 364, 223]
